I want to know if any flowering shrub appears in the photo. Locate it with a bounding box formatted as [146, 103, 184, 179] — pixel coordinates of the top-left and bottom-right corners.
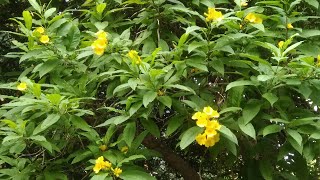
[0, 0, 320, 179]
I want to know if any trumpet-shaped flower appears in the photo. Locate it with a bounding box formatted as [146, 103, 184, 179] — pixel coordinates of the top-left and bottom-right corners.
[206, 120, 221, 130]
[195, 133, 207, 146]
[204, 8, 224, 22]
[96, 30, 107, 41]
[112, 167, 122, 177]
[203, 106, 220, 118]
[245, 13, 263, 24]
[40, 35, 50, 44]
[93, 156, 112, 173]
[17, 82, 27, 91]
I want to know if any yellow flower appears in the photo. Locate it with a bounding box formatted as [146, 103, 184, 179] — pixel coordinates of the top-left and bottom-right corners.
[128, 50, 142, 64]
[93, 156, 112, 174]
[192, 112, 202, 120]
[204, 8, 224, 22]
[203, 106, 220, 118]
[91, 39, 107, 56]
[121, 146, 129, 154]
[17, 82, 27, 91]
[40, 35, 50, 44]
[278, 41, 284, 49]
[241, 0, 248, 7]
[204, 133, 220, 147]
[99, 144, 107, 151]
[112, 167, 122, 177]
[205, 127, 217, 137]
[245, 13, 263, 24]
[206, 120, 221, 130]
[195, 133, 206, 146]
[287, 23, 293, 29]
[195, 114, 209, 127]
[96, 30, 107, 41]
[35, 27, 45, 34]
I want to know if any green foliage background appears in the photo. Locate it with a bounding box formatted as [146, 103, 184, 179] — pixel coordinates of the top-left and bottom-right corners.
[0, 0, 320, 179]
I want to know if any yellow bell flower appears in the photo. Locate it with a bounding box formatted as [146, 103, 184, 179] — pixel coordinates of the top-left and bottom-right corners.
[204, 8, 224, 22]
[17, 82, 27, 91]
[35, 27, 45, 34]
[206, 120, 221, 130]
[204, 127, 217, 137]
[112, 167, 122, 177]
[287, 23, 293, 29]
[40, 35, 50, 44]
[203, 106, 220, 118]
[96, 30, 107, 40]
[93, 156, 112, 174]
[245, 13, 263, 24]
[204, 133, 220, 147]
[278, 41, 284, 49]
[127, 50, 142, 64]
[195, 133, 206, 146]
[99, 144, 107, 151]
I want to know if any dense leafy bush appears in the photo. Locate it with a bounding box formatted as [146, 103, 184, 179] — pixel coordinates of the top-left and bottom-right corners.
[1, 0, 320, 179]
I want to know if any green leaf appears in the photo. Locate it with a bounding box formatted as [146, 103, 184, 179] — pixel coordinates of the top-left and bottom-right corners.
[287, 136, 303, 154]
[120, 170, 156, 180]
[71, 115, 92, 132]
[33, 83, 41, 98]
[166, 84, 196, 94]
[129, 102, 142, 116]
[72, 151, 92, 164]
[226, 80, 256, 91]
[185, 26, 201, 34]
[220, 107, 242, 114]
[22, 11, 32, 30]
[180, 126, 203, 149]
[305, 0, 319, 9]
[310, 132, 320, 139]
[157, 96, 172, 108]
[143, 91, 157, 107]
[2, 135, 21, 144]
[36, 60, 60, 78]
[118, 155, 145, 166]
[123, 122, 136, 147]
[262, 93, 278, 107]
[286, 129, 302, 146]
[29, 135, 46, 142]
[65, 25, 81, 50]
[140, 119, 160, 138]
[257, 75, 273, 81]
[97, 116, 130, 127]
[178, 33, 189, 47]
[219, 125, 238, 145]
[251, 23, 265, 32]
[209, 59, 224, 75]
[242, 100, 261, 124]
[300, 29, 320, 38]
[166, 115, 184, 136]
[96, 3, 107, 15]
[35, 114, 60, 134]
[283, 41, 303, 56]
[28, 0, 41, 13]
[186, 59, 208, 72]
[91, 174, 109, 180]
[263, 124, 283, 137]
[46, 94, 62, 105]
[238, 118, 256, 140]
[259, 159, 273, 180]
[44, 8, 56, 19]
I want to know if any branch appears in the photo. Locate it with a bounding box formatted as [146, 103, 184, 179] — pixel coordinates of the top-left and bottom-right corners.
[143, 135, 201, 180]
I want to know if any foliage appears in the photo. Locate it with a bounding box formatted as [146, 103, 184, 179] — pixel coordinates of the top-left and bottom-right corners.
[0, 0, 320, 179]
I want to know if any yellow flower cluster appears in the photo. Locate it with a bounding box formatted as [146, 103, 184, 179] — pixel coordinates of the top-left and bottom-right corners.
[35, 27, 50, 44]
[93, 156, 112, 173]
[127, 50, 142, 65]
[93, 156, 123, 177]
[192, 106, 221, 148]
[245, 13, 263, 24]
[204, 8, 224, 22]
[91, 30, 108, 56]
[17, 82, 27, 91]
